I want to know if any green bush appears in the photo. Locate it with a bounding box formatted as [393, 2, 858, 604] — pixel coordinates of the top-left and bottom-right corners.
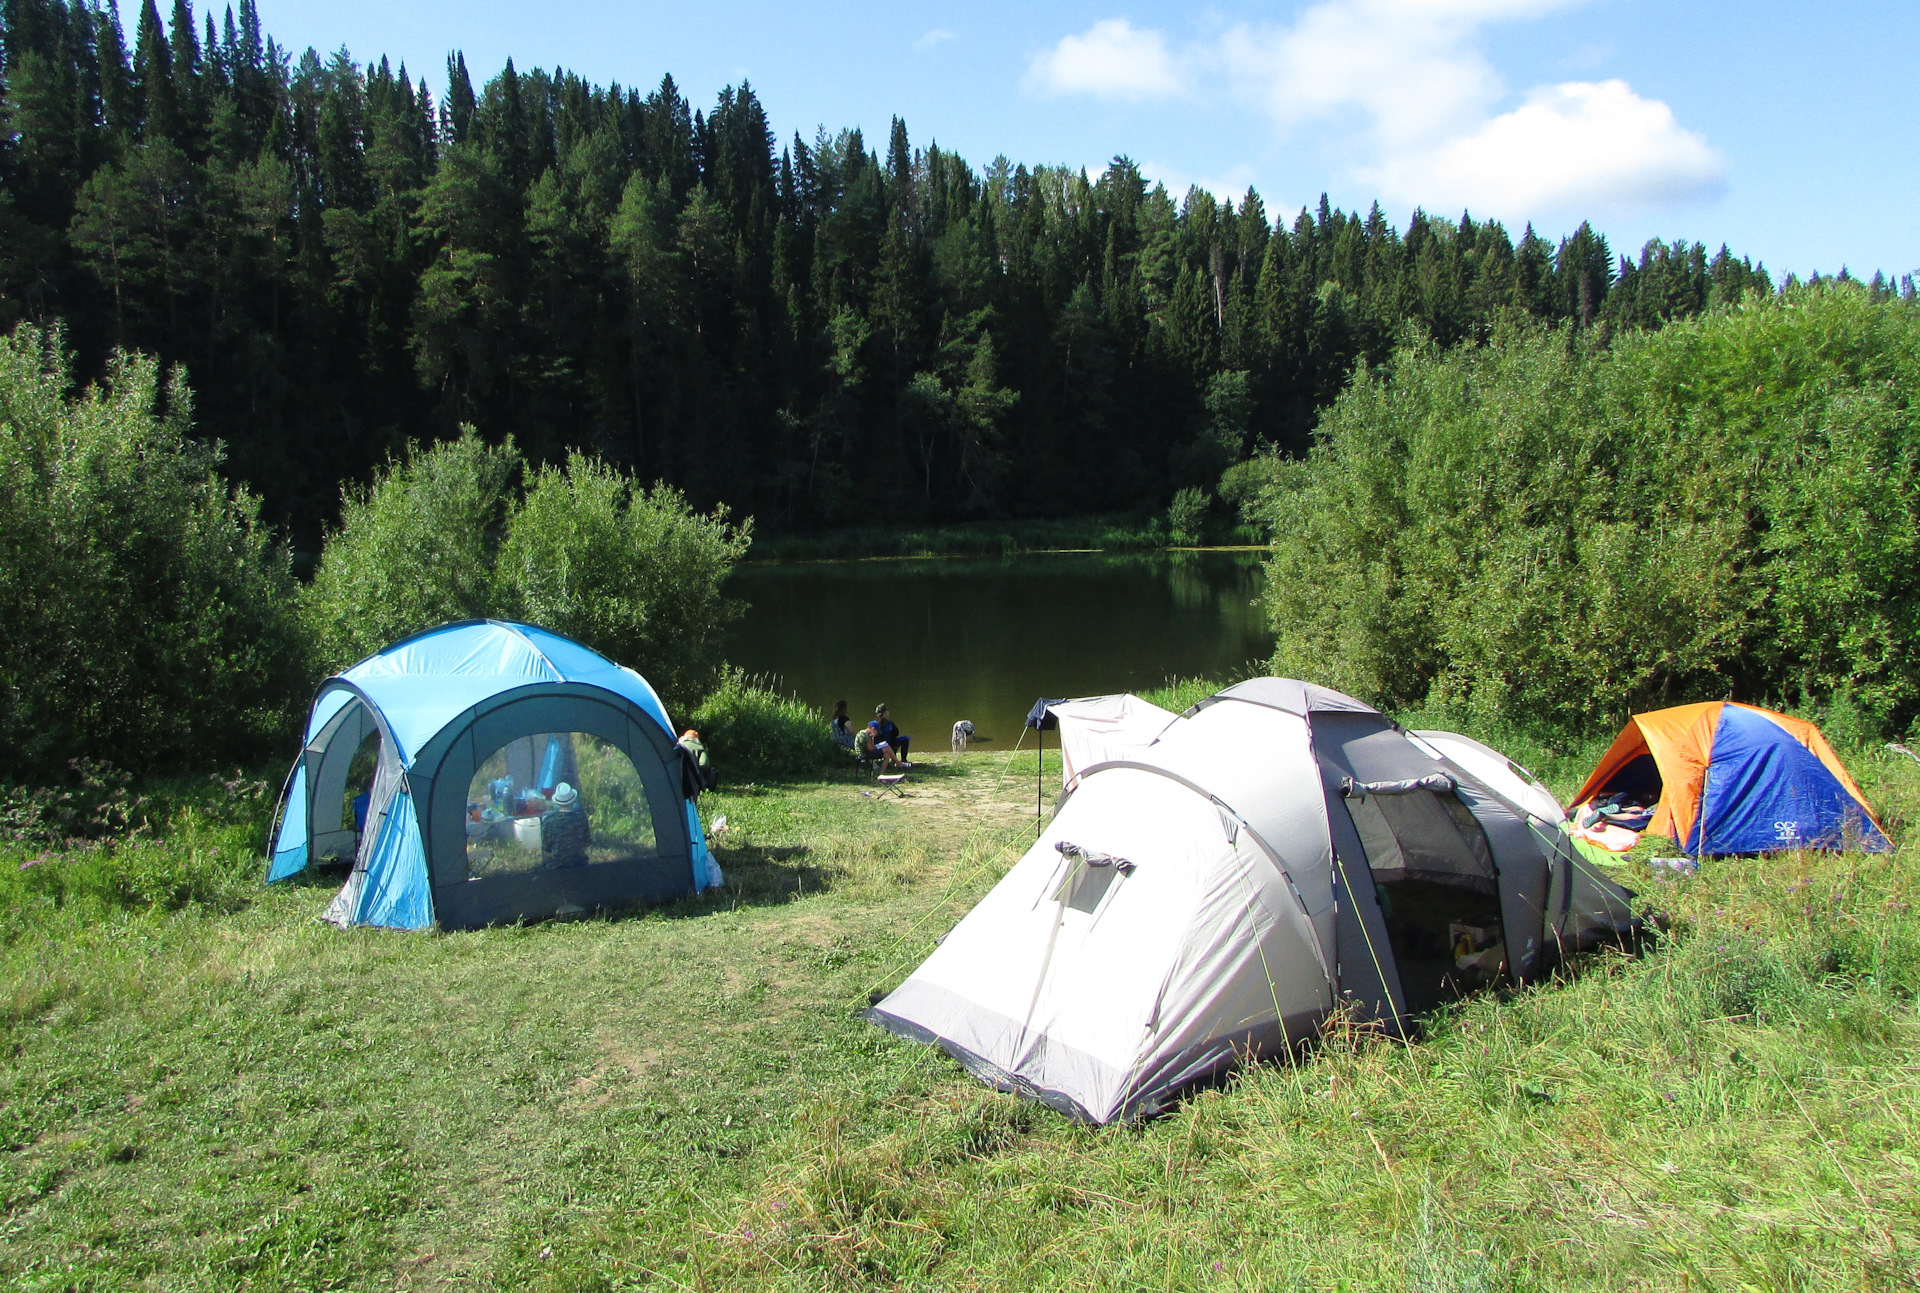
[304, 436, 751, 712]
[502, 456, 752, 710]
[0, 326, 308, 778]
[1216, 454, 1290, 533]
[302, 428, 518, 671]
[1166, 487, 1210, 545]
[0, 758, 151, 848]
[1261, 285, 1920, 736]
[690, 671, 843, 779]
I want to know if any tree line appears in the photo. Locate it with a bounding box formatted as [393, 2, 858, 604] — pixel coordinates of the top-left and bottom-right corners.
[1, 0, 1811, 545]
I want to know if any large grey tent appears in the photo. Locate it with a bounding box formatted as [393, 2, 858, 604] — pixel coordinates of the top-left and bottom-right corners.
[866, 678, 1635, 1123]
[267, 620, 720, 929]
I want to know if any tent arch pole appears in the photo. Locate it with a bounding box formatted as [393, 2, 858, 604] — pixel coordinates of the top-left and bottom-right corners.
[302, 678, 407, 861]
[264, 750, 304, 861]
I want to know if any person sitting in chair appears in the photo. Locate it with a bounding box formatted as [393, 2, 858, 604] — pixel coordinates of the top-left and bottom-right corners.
[873, 704, 912, 767]
[856, 720, 902, 771]
[540, 781, 592, 868]
[830, 700, 856, 750]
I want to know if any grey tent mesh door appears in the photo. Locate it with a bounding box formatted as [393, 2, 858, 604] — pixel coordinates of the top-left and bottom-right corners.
[1340, 785, 1506, 1014]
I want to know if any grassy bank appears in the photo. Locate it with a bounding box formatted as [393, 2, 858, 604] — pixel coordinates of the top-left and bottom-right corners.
[3, 737, 1919, 1290]
[743, 515, 1266, 562]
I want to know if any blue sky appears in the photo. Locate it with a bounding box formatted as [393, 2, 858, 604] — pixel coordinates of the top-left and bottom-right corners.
[202, 0, 1914, 279]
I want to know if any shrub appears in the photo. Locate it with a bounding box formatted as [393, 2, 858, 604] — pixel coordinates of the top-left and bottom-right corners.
[1216, 454, 1290, 532]
[0, 758, 151, 848]
[690, 671, 842, 779]
[501, 455, 752, 710]
[0, 326, 308, 778]
[302, 428, 519, 671]
[303, 437, 751, 713]
[1260, 285, 1920, 736]
[1167, 486, 1210, 545]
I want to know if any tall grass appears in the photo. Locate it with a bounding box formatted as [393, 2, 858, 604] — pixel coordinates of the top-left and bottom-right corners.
[707, 769, 1920, 1290]
[1, 745, 1916, 1289]
[692, 670, 847, 780]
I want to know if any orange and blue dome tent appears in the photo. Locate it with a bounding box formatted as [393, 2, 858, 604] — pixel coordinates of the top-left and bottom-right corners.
[1571, 702, 1890, 855]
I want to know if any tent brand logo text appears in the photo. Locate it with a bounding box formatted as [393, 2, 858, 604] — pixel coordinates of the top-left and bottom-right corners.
[1774, 820, 1802, 842]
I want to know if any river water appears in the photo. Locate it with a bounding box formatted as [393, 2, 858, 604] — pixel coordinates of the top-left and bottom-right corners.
[721, 550, 1274, 748]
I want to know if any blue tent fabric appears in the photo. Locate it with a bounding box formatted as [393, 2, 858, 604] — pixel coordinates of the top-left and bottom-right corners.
[341, 621, 673, 761]
[350, 789, 433, 929]
[267, 763, 310, 881]
[304, 687, 356, 744]
[1691, 705, 1893, 854]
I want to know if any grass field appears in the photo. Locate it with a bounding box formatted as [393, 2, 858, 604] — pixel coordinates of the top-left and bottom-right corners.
[3, 738, 1919, 1291]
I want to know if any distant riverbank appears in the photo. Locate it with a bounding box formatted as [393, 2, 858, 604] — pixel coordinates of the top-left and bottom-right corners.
[744, 514, 1267, 562]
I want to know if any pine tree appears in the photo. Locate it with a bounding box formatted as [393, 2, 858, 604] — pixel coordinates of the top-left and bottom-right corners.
[0, 4, 1790, 537]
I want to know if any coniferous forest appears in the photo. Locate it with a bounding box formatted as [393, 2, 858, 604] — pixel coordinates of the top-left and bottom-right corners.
[0, 0, 1803, 546]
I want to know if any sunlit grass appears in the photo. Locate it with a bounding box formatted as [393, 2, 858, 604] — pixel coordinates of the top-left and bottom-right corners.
[2, 742, 1917, 1290]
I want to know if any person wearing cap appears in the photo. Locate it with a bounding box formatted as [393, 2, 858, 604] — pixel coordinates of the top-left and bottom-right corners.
[855, 720, 902, 771]
[540, 781, 592, 868]
[873, 704, 912, 767]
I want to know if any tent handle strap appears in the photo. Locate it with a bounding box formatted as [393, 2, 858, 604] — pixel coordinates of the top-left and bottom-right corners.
[1055, 840, 1134, 874]
[1342, 773, 1454, 798]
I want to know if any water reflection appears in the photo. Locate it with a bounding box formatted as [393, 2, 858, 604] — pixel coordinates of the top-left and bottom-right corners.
[721, 550, 1274, 745]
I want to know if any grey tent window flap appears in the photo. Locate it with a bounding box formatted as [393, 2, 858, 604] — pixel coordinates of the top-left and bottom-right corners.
[1052, 840, 1133, 915]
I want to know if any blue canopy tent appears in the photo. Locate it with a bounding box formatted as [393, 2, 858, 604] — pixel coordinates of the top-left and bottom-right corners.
[267, 620, 720, 929]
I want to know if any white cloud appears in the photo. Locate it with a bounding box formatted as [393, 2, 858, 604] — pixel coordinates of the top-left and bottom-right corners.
[1367, 79, 1727, 214]
[1035, 2, 1724, 219]
[1027, 19, 1185, 102]
[914, 28, 955, 52]
[1219, 0, 1583, 148]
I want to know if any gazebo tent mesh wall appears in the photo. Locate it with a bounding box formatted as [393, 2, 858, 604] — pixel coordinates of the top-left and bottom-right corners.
[267, 620, 719, 930]
[867, 678, 1637, 1124]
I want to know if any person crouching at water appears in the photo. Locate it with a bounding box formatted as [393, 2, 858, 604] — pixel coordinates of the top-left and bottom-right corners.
[873, 704, 911, 766]
[830, 700, 855, 749]
[856, 720, 902, 771]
